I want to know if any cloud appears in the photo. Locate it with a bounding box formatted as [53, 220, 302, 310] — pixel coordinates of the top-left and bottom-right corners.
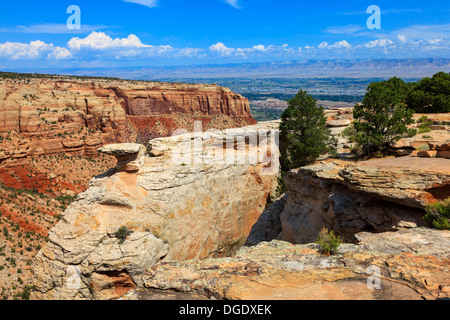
[209, 42, 266, 56]
[360, 39, 394, 48]
[122, 0, 244, 9]
[323, 25, 365, 35]
[318, 40, 352, 49]
[122, 0, 158, 8]
[325, 22, 450, 43]
[225, 0, 241, 9]
[209, 42, 294, 57]
[1, 30, 449, 66]
[66, 32, 203, 59]
[209, 42, 233, 56]
[397, 34, 407, 44]
[394, 23, 450, 41]
[0, 40, 72, 60]
[67, 32, 151, 50]
[0, 32, 202, 62]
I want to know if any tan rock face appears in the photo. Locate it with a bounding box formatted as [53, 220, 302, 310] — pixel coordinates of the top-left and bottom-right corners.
[251, 157, 449, 245]
[31, 121, 279, 300]
[115, 83, 251, 118]
[141, 228, 450, 300]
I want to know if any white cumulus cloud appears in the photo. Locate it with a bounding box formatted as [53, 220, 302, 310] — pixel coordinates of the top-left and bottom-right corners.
[362, 39, 395, 48]
[67, 32, 151, 50]
[0, 40, 72, 60]
[318, 40, 352, 49]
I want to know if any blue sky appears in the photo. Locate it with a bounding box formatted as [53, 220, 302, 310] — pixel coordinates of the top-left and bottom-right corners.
[0, 0, 449, 68]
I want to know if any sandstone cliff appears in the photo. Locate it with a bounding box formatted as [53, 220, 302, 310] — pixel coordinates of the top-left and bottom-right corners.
[31, 121, 279, 300]
[0, 76, 255, 165]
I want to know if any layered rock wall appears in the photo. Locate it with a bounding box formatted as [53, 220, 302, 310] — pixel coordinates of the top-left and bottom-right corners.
[0, 77, 255, 165]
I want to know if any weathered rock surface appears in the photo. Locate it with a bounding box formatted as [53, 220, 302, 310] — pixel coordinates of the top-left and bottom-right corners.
[31, 121, 279, 300]
[326, 119, 352, 128]
[141, 228, 450, 300]
[248, 157, 450, 245]
[339, 157, 450, 208]
[98, 143, 146, 172]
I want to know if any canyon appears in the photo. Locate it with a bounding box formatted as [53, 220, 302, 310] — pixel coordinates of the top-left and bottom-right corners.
[30, 116, 450, 300]
[0, 74, 256, 300]
[0, 73, 449, 301]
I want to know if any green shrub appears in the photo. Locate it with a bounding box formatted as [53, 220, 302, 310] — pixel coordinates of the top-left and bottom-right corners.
[16, 285, 33, 300]
[417, 116, 433, 134]
[115, 226, 133, 244]
[424, 198, 450, 230]
[314, 228, 343, 255]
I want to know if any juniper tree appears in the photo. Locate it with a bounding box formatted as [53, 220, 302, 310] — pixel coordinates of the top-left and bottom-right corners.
[353, 80, 416, 156]
[280, 90, 335, 170]
[407, 72, 450, 113]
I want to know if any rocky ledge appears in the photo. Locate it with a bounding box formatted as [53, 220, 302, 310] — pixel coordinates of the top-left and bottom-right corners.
[248, 156, 450, 245]
[138, 228, 449, 300]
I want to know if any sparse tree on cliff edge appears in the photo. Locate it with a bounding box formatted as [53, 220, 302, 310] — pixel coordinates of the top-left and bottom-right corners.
[280, 90, 335, 170]
[353, 79, 416, 156]
[407, 71, 450, 113]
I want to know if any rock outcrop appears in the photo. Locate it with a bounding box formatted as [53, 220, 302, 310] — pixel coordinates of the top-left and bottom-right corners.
[140, 228, 450, 300]
[31, 121, 279, 300]
[0, 76, 255, 165]
[98, 143, 146, 173]
[249, 157, 450, 245]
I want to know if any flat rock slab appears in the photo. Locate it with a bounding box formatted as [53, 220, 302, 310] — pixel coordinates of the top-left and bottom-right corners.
[327, 119, 352, 127]
[356, 156, 450, 174]
[142, 229, 450, 300]
[339, 156, 450, 208]
[98, 143, 144, 155]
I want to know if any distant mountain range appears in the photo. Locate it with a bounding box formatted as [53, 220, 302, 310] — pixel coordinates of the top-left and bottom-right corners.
[5, 58, 450, 80]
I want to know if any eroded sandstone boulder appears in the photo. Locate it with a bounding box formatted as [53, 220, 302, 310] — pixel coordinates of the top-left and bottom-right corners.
[31, 121, 279, 300]
[98, 143, 146, 172]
